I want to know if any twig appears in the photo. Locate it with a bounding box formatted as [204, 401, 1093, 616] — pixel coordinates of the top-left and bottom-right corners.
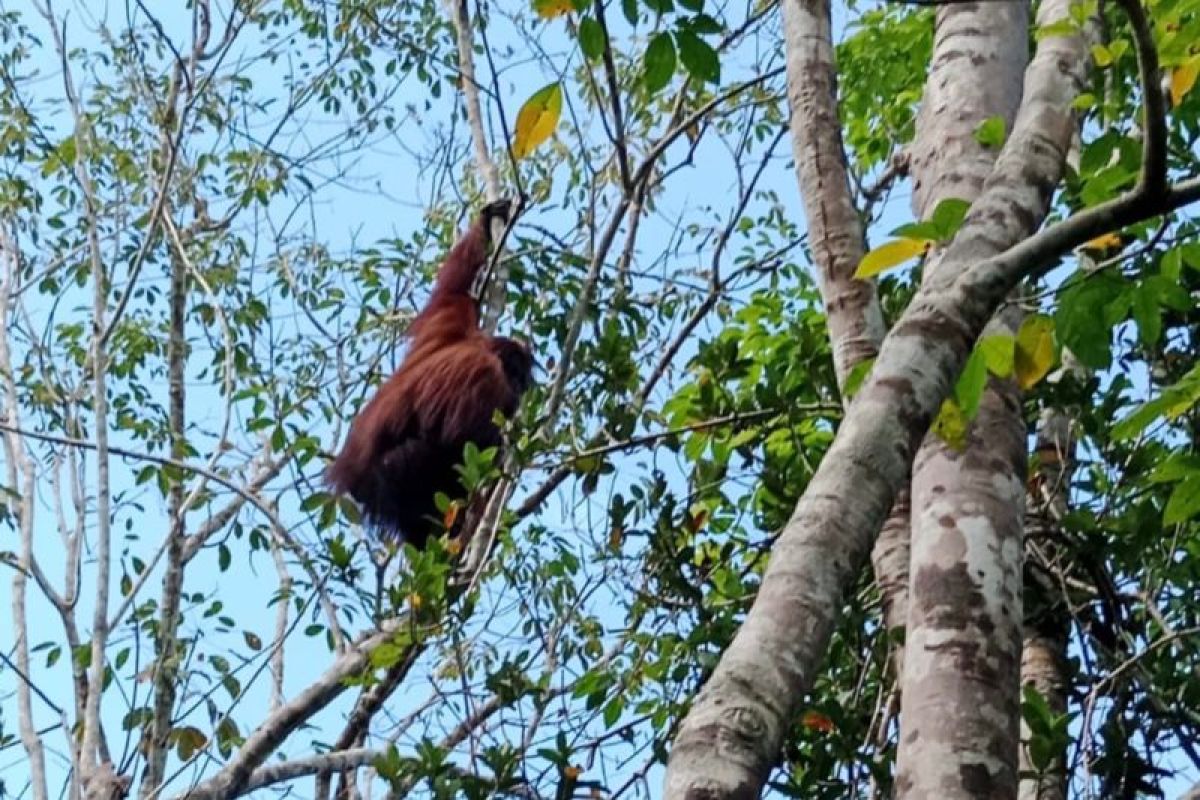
[594, 0, 631, 191]
[542, 405, 837, 469]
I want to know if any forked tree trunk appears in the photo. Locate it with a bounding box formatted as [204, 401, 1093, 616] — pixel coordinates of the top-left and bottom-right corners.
[663, 0, 1095, 793]
[895, 2, 1031, 798]
[780, 0, 916, 684]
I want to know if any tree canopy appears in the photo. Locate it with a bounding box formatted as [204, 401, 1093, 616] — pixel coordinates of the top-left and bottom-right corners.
[0, 0, 1197, 799]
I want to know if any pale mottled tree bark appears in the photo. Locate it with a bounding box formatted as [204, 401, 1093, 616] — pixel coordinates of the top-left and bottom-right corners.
[663, 0, 1104, 793]
[0, 231, 50, 800]
[895, 3, 1031, 798]
[780, 0, 915, 679]
[781, 0, 884, 389]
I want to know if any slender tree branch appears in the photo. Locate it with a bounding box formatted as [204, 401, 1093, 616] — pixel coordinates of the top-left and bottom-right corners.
[0, 423, 276, 523]
[1112, 0, 1166, 195]
[593, 0, 631, 191]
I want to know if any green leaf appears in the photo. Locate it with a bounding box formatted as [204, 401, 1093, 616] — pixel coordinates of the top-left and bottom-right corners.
[1021, 684, 1055, 734]
[891, 221, 942, 240]
[1131, 281, 1161, 347]
[978, 335, 1015, 378]
[975, 116, 1007, 148]
[675, 30, 720, 83]
[678, 0, 703, 9]
[1164, 476, 1200, 525]
[688, 13, 722, 34]
[1112, 365, 1200, 440]
[622, 0, 639, 24]
[1148, 454, 1200, 484]
[954, 346, 988, 419]
[1091, 43, 1113, 67]
[644, 0, 673, 13]
[578, 17, 606, 60]
[842, 357, 875, 399]
[643, 33, 677, 93]
[930, 198, 971, 239]
[300, 491, 331, 511]
[1055, 271, 1124, 369]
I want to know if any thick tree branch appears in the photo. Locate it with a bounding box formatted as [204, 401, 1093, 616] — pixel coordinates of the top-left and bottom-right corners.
[663, 0, 1197, 786]
[172, 622, 405, 799]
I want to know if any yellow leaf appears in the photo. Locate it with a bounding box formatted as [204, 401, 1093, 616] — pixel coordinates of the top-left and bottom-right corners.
[1170, 56, 1200, 106]
[1091, 43, 1113, 67]
[931, 397, 969, 451]
[445, 537, 463, 556]
[533, 0, 574, 18]
[854, 238, 931, 279]
[563, 765, 583, 780]
[1080, 231, 1125, 253]
[1015, 314, 1056, 390]
[513, 82, 563, 159]
[407, 592, 423, 610]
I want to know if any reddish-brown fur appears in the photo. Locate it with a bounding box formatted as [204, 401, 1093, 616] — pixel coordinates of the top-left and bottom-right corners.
[327, 203, 532, 547]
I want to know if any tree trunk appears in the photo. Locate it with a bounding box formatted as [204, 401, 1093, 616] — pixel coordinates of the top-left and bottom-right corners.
[895, 2, 1030, 798]
[664, 0, 1094, 793]
[780, 0, 914, 682]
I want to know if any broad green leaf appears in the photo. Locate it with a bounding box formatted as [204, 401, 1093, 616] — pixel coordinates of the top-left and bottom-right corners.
[675, 30, 720, 84]
[1015, 314, 1055, 390]
[1055, 271, 1124, 369]
[1149, 454, 1200, 484]
[688, 13, 723, 34]
[955, 347, 988, 418]
[975, 116, 1006, 148]
[513, 82, 563, 158]
[1034, 18, 1079, 41]
[1162, 247, 1183, 280]
[1022, 684, 1056, 734]
[978, 334, 1015, 379]
[842, 357, 875, 400]
[1164, 476, 1200, 525]
[890, 221, 942, 240]
[1112, 365, 1200, 440]
[578, 17, 606, 60]
[1131, 281, 1162, 347]
[930, 198, 971, 239]
[854, 238, 930, 278]
[1182, 242, 1200, 271]
[643, 33, 677, 93]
